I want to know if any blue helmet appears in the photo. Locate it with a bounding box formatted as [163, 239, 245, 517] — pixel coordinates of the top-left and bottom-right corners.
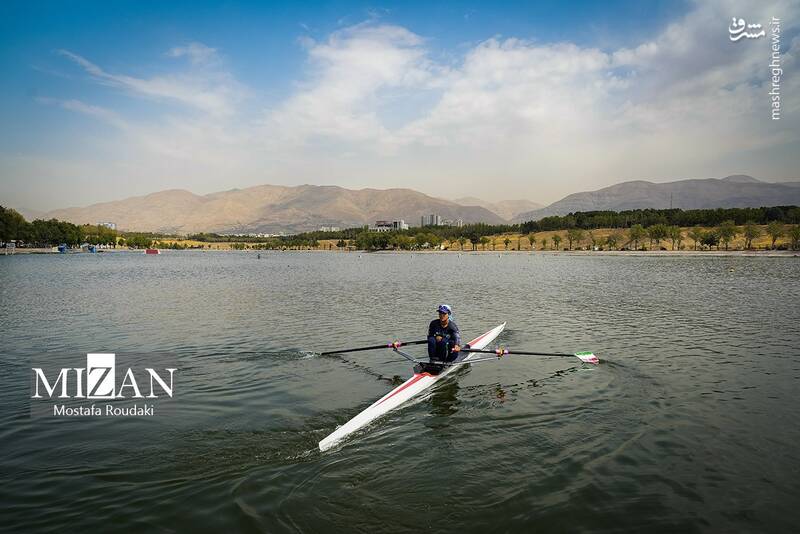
[437, 304, 452, 315]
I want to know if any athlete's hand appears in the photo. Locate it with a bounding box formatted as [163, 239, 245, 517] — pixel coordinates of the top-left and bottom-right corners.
[435, 335, 443, 342]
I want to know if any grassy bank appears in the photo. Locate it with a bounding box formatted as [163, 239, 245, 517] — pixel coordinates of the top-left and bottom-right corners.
[152, 224, 799, 252]
[441, 225, 798, 252]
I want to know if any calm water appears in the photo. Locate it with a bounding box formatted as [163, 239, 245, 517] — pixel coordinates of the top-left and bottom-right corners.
[1, 251, 799, 533]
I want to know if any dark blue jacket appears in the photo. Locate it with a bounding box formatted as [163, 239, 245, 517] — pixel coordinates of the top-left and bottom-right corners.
[428, 319, 461, 346]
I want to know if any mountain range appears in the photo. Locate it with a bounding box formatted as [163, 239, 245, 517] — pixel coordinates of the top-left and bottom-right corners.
[31, 174, 800, 234]
[512, 175, 800, 222]
[453, 197, 543, 221]
[40, 185, 506, 234]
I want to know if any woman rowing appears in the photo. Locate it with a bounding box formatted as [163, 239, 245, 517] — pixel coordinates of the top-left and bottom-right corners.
[428, 304, 461, 365]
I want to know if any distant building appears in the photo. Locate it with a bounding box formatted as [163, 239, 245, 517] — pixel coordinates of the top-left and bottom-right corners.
[319, 226, 340, 232]
[421, 214, 462, 227]
[369, 220, 409, 232]
[223, 232, 285, 238]
[97, 222, 117, 230]
[421, 214, 443, 227]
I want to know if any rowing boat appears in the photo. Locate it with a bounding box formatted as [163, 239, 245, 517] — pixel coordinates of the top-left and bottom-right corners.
[318, 323, 506, 451]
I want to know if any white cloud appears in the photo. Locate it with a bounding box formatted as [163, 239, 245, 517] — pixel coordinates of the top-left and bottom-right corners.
[167, 42, 219, 65]
[37, 97, 130, 130]
[263, 23, 448, 151]
[57, 47, 242, 116]
[22, 0, 799, 212]
[259, 0, 799, 188]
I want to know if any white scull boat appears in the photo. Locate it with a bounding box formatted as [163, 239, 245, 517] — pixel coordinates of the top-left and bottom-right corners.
[319, 323, 506, 452]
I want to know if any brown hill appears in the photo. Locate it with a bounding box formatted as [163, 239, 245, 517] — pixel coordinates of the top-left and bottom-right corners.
[42, 184, 505, 234]
[513, 175, 800, 222]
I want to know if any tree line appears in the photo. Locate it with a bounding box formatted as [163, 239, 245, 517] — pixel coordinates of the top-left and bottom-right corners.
[536, 221, 800, 251]
[285, 207, 800, 251]
[4, 203, 799, 251]
[519, 206, 800, 233]
[0, 206, 119, 247]
[0, 206, 167, 248]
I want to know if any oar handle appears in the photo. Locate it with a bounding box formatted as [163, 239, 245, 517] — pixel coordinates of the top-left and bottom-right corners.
[321, 340, 427, 356]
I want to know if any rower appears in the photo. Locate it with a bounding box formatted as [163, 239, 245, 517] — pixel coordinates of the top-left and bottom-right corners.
[425, 304, 461, 372]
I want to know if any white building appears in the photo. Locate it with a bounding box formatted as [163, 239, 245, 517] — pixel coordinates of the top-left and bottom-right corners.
[319, 226, 341, 232]
[421, 214, 462, 227]
[369, 220, 409, 232]
[421, 214, 443, 227]
[97, 222, 117, 230]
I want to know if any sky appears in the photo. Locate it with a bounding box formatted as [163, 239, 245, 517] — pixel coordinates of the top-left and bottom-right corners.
[1, 0, 798, 212]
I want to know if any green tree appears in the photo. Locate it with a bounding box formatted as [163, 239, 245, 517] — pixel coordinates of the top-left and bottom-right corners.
[688, 227, 704, 251]
[479, 236, 490, 250]
[766, 221, 785, 249]
[466, 230, 480, 251]
[540, 237, 547, 250]
[392, 234, 413, 250]
[701, 230, 719, 250]
[504, 237, 511, 250]
[717, 220, 737, 250]
[566, 228, 584, 250]
[646, 224, 668, 250]
[789, 226, 800, 250]
[666, 225, 682, 250]
[125, 233, 153, 249]
[0, 206, 28, 242]
[628, 224, 646, 250]
[552, 234, 562, 250]
[528, 233, 536, 250]
[457, 236, 467, 251]
[742, 222, 760, 250]
[588, 230, 598, 250]
[427, 234, 442, 249]
[606, 232, 622, 250]
[82, 224, 118, 246]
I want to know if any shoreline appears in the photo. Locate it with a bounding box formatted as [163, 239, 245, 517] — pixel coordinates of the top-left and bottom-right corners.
[4, 248, 798, 257]
[372, 249, 800, 257]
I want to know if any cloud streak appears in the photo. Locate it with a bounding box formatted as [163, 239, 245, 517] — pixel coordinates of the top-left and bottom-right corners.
[57, 47, 242, 116]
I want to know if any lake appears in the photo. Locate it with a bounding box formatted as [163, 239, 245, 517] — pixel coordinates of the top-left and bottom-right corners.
[1, 251, 799, 533]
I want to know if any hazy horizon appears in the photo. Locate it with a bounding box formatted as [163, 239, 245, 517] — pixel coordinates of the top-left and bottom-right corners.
[1, 0, 798, 212]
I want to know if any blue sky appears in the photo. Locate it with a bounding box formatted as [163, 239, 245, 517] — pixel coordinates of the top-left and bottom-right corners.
[1, 0, 798, 212]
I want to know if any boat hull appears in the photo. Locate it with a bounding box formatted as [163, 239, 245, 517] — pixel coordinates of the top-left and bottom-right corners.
[318, 322, 506, 451]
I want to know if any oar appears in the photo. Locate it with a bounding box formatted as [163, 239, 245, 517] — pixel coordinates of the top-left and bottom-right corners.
[320, 340, 427, 356]
[462, 348, 599, 365]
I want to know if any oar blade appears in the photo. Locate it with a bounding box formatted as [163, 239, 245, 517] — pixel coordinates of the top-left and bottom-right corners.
[575, 351, 599, 365]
